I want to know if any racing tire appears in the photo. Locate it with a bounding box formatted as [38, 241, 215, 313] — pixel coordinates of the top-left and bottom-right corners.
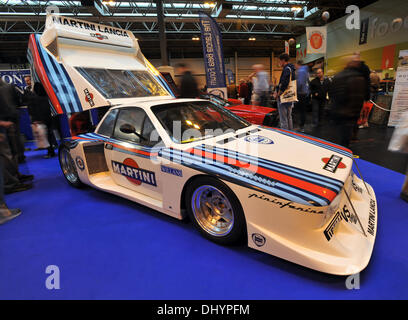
[185, 177, 246, 245]
[58, 145, 84, 188]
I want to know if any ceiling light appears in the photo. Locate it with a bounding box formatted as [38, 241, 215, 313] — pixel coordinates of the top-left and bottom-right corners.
[204, 2, 216, 8]
[192, 36, 200, 41]
[102, 0, 115, 6]
[291, 6, 302, 12]
[249, 37, 256, 41]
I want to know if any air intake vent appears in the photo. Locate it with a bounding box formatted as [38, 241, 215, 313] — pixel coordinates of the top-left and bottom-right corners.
[46, 38, 59, 58]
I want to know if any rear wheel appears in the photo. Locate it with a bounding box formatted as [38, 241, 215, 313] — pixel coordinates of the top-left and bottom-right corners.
[186, 177, 246, 245]
[59, 146, 83, 188]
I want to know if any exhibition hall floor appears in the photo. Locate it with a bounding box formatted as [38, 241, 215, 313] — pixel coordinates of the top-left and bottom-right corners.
[0, 143, 407, 300]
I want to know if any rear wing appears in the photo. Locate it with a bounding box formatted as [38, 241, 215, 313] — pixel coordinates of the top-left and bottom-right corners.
[27, 14, 174, 115]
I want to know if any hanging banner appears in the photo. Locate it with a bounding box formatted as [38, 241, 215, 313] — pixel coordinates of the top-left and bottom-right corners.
[0, 69, 31, 94]
[306, 26, 327, 54]
[359, 18, 369, 45]
[285, 41, 289, 54]
[381, 44, 396, 69]
[198, 11, 228, 99]
[388, 66, 408, 127]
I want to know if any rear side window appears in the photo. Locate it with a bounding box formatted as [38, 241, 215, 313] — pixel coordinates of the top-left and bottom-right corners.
[97, 109, 118, 137]
[113, 108, 146, 144]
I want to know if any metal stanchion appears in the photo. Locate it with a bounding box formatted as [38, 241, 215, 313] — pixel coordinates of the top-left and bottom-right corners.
[344, 189, 367, 237]
[353, 156, 371, 196]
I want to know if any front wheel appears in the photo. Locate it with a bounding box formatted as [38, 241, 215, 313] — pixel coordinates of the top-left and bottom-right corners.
[58, 146, 83, 188]
[185, 177, 246, 245]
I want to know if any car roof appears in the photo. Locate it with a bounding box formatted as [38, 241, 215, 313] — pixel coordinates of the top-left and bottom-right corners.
[111, 98, 211, 110]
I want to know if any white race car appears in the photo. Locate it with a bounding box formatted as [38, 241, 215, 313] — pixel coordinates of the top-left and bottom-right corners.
[29, 15, 377, 275]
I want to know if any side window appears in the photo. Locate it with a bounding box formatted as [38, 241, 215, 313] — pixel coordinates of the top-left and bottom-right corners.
[97, 109, 118, 137]
[113, 108, 146, 143]
[141, 116, 161, 147]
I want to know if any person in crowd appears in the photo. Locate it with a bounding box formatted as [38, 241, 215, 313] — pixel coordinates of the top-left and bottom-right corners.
[22, 75, 34, 106]
[0, 81, 34, 195]
[0, 120, 22, 225]
[0, 78, 26, 163]
[370, 70, 380, 102]
[250, 64, 269, 107]
[384, 72, 393, 80]
[238, 79, 249, 104]
[175, 63, 199, 98]
[28, 82, 57, 158]
[246, 78, 253, 105]
[310, 68, 331, 127]
[352, 52, 371, 102]
[274, 53, 296, 130]
[329, 60, 366, 148]
[294, 60, 310, 132]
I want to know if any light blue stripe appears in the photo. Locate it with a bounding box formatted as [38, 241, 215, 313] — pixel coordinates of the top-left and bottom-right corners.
[196, 146, 343, 191]
[36, 35, 81, 113]
[197, 145, 343, 190]
[161, 149, 313, 206]
[35, 35, 71, 114]
[167, 149, 329, 206]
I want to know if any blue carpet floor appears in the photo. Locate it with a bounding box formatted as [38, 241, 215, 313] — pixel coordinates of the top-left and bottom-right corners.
[0, 145, 407, 300]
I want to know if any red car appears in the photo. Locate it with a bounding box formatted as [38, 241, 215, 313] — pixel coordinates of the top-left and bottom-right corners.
[200, 94, 279, 127]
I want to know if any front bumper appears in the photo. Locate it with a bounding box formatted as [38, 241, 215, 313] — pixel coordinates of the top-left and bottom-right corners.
[246, 172, 378, 275]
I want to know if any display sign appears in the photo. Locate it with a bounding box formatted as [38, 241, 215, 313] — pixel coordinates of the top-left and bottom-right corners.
[306, 26, 327, 54]
[45, 14, 135, 48]
[359, 18, 369, 45]
[198, 11, 228, 99]
[388, 66, 408, 127]
[285, 41, 289, 54]
[0, 69, 31, 94]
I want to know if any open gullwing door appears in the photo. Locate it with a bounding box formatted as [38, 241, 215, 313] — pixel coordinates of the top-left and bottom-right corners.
[27, 14, 174, 115]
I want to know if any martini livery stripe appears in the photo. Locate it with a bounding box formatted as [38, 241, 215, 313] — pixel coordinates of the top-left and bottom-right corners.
[32, 34, 82, 114]
[70, 133, 159, 158]
[266, 128, 353, 158]
[160, 147, 333, 207]
[160, 148, 318, 206]
[196, 145, 344, 191]
[188, 147, 336, 205]
[28, 34, 63, 114]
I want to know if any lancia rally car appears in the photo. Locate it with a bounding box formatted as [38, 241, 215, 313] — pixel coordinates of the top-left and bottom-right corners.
[28, 14, 377, 275]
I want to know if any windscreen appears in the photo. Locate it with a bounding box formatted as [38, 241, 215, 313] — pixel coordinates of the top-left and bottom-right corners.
[76, 68, 169, 99]
[151, 101, 250, 144]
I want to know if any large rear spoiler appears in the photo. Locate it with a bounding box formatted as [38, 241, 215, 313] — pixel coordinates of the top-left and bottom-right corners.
[27, 14, 174, 115]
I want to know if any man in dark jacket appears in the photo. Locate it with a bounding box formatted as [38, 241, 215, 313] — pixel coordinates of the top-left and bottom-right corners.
[274, 53, 296, 130]
[0, 79, 33, 195]
[329, 61, 366, 148]
[310, 68, 331, 127]
[176, 63, 199, 98]
[352, 52, 371, 102]
[0, 79, 26, 162]
[28, 83, 57, 158]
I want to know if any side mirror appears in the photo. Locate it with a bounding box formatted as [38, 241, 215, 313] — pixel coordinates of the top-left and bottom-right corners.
[119, 123, 136, 134]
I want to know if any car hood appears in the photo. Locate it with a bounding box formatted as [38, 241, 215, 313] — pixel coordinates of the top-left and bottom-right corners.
[163, 127, 353, 207]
